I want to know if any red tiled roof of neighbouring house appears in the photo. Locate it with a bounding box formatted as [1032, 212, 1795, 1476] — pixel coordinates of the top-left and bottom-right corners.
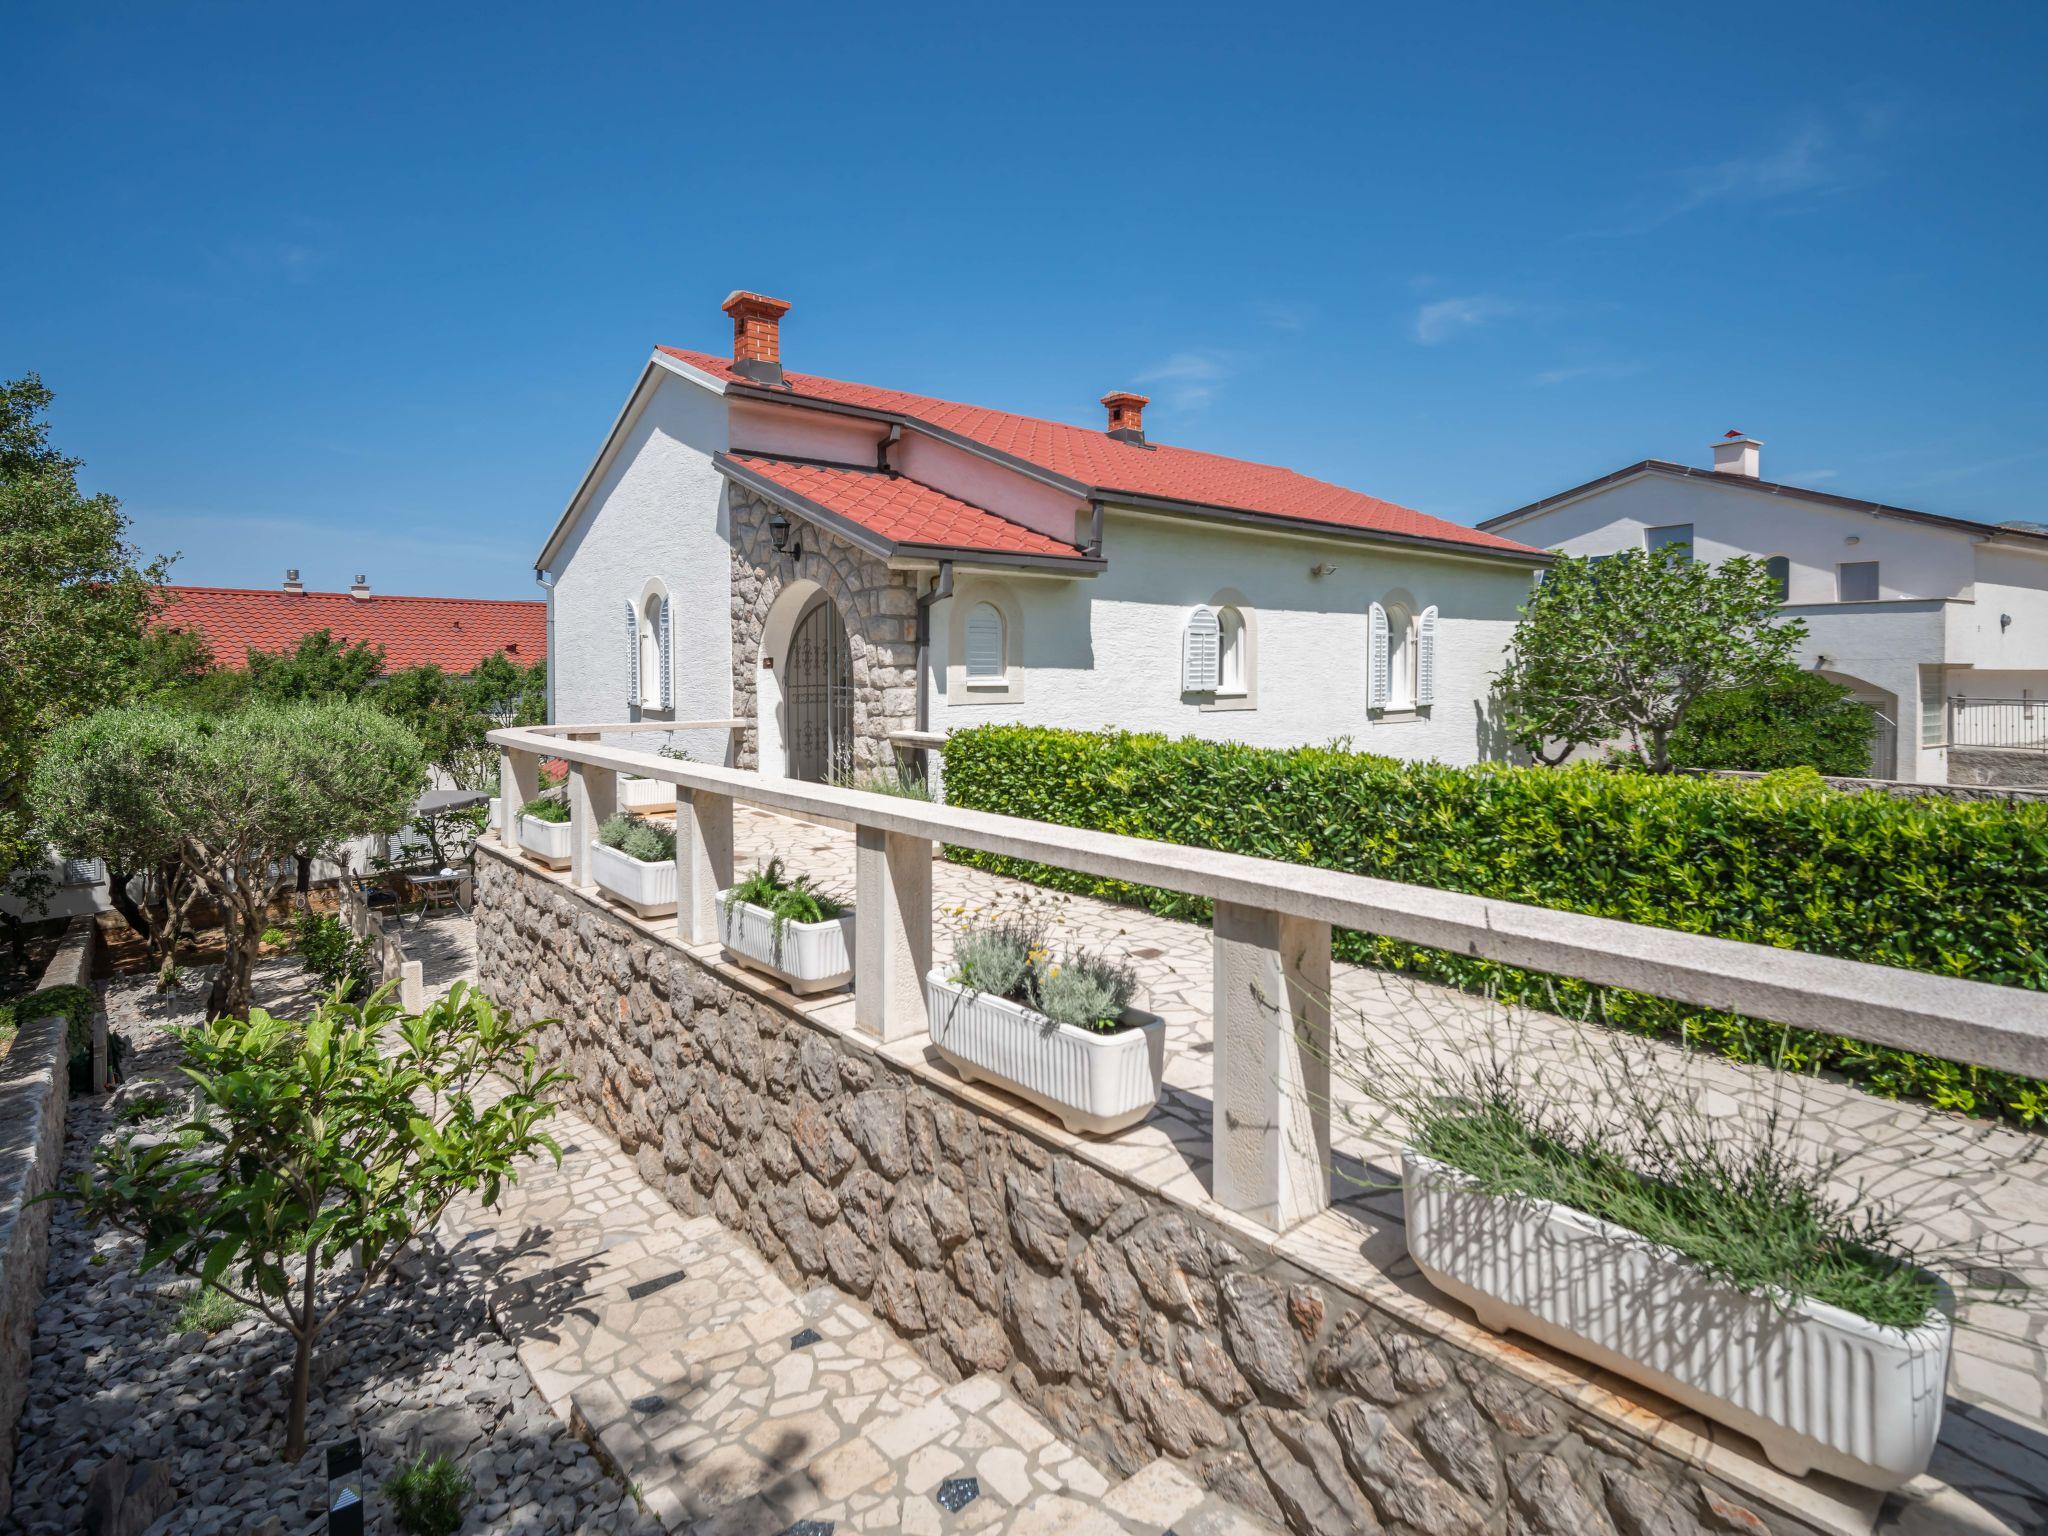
[661, 349, 1541, 558]
[152, 586, 546, 672]
[721, 454, 1094, 562]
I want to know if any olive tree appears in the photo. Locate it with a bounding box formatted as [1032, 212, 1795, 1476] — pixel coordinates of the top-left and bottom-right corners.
[1495, 547, 1805, 772]
[58, 983, 564, 1462]
[35, 700, 425, 1018]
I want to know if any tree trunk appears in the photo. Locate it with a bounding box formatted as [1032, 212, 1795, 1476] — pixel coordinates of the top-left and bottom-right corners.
[295, 854, 312, 911]
[285, 1259, 319, 1462]
[1648, 725, 1672, 774]
[102, 867, 152, 955]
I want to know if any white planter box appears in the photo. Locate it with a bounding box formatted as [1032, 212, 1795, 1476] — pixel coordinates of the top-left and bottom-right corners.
[590, 841, 676, 917]
[926, 972, 1165, 1136]
[618, 775, 676, 810]
[1401, 1151, 1950, 1490]
[717, 891, 854, 994]
[515, 814, 573, 869]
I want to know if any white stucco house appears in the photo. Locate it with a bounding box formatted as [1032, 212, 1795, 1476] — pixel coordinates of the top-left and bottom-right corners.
[1480, 435, 2048, 785]
[536, 291, 1549, 782]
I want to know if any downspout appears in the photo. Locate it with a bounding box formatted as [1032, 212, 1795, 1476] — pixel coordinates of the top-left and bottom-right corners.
[913, 560, 955, 779]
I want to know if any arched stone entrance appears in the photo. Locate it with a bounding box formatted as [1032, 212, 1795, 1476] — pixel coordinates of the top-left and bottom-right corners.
[784, 594, 854, 782]
[1819, 669, 1899, 779]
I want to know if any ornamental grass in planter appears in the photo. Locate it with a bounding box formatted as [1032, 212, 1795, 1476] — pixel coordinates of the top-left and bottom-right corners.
[717, 858, 853, 993]
[590, 813, 678, 917]
[1333, 1015, 1954, 1491]
[514, 795, 572, 868]
[927, 918, 1163, 1135]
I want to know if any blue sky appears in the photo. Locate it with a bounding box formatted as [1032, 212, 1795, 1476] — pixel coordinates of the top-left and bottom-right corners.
[7, 2, 2045, 599]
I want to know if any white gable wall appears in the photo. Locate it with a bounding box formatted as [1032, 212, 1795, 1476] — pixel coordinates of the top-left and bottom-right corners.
[546, 373, 734, 757]
[930, 508, 1534, 764]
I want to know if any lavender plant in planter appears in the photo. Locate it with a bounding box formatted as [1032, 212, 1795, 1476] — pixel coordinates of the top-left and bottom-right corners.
[514, 796, 572, 868]
[927, 919, 1163, 1136]
[716, 859, 853, 994]
[589, 813, 678, 918]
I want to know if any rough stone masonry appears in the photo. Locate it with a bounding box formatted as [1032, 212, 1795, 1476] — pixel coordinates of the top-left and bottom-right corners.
[476, 847, 1816, 1536]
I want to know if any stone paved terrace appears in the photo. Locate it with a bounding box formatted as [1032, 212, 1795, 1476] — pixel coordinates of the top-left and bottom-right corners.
[686, 803, 2048, 1536]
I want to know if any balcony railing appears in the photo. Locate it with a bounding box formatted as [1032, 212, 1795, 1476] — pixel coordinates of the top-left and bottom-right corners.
[491, 720, 2048, 1235]
[1949, 695, 2048, 751]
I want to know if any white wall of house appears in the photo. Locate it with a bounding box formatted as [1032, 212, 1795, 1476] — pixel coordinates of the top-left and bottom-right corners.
[1492, 468, 2048, 782]
[927, 508, 1534, 765]
[547, 373, 734, 759]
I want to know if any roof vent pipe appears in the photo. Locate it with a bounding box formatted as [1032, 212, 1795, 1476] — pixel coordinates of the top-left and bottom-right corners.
[283, 568, 304, 595]
[350, 573, 372, 601]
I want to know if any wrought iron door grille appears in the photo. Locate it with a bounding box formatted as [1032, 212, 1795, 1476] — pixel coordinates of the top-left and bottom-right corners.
[787, 598, 854, 782]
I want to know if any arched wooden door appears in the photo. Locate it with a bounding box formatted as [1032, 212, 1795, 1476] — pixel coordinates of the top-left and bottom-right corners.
[785, 595, 853, 782]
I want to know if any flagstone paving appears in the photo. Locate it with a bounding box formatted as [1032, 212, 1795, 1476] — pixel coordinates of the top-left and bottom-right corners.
[442, 1077, 1282, 1535]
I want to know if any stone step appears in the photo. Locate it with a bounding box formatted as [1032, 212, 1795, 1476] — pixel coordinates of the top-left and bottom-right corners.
[1002, 1458, 1286, 1536]
[572, 1284, 1122, 1533]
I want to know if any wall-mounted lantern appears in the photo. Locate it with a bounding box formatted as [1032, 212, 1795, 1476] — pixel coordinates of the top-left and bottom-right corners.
[768, 511, 802, 561]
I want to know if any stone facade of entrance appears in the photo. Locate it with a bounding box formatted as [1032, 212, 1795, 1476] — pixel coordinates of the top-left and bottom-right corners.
[728, 484, 921, 776]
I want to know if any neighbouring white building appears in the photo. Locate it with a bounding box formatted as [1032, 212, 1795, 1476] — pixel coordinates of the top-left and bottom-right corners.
[1480, 435, 2048, 785]
[537, 291, 1549, 781]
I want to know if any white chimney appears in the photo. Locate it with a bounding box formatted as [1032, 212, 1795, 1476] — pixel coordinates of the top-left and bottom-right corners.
[350, 573, 372, 601]
[282, 568, 304, 595]
[1712, 430, 1762, 478]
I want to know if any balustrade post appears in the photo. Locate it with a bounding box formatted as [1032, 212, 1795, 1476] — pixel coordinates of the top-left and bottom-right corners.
[675, 788, 734, 945]
[499, 748, 540, 848]
[854, 825, 931, 1042]
[1210, 901, 1333, 1231]
[568, 746, 615, 890]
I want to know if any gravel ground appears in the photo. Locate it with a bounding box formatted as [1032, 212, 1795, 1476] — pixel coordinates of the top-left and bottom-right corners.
[2, 962, 665, 1536]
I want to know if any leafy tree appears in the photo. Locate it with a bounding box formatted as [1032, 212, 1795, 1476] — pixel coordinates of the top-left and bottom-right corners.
[1496, 547, 1805, 772]
[30, 708, 204, 988]
[1667, 668, 1878, 776]
[35, 701, 425, 1018]
[245, 628, 386, 702]
[0, 373, 171, 911]
[57, 983, 564, 1462]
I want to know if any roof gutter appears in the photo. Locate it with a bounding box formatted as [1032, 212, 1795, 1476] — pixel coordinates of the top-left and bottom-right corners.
[914, 561, 954, 737]
[1105, 494, 1552, 565]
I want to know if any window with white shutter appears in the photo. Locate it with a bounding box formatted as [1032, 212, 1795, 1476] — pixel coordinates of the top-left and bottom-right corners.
[1216, 607, 1246, 695]
[1368, 602, 1390, 707]
[1415, 605, 1439, 708]
[1182, 606, 1220, 693]
[657, 595, 674, 709]
[965, 603, 1004, 680]
[624, 599, 640, 707]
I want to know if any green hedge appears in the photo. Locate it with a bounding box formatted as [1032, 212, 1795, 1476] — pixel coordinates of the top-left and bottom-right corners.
[940, 725, 2048, 1125]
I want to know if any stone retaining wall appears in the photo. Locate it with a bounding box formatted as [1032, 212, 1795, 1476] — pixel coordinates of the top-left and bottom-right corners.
[476, 850, 1817, 1536]
[0, 915, 94, 1522]
[1945, 748, 2048, 792]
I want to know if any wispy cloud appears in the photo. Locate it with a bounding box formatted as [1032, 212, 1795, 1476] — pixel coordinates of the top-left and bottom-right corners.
[1413, 295, 1515, 346]
[1903, 449, 2048, 489]
[1575, 118, 1872, 239]
[1135, 350, 1234, 411]
[1254, 300, 1308, 334]
[1786, 468, 1840, 485]
[1532, 360, 1644, 387]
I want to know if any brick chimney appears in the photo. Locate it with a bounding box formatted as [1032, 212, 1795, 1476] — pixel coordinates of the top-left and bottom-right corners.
[1102, 391, 1150, 445]
[282, 567, 304, 595]
[350, 573, 372, 601]
[723, 291, 793, 385]
[1712, 430, 1762, 478]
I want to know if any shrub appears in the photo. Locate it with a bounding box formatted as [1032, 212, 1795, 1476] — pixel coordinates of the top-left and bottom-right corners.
[598, 812, 677, 863]
[1667, 668, 1876, 775]
[941, 725, 2048, 1124]
[723, 858, 845, 965]
[519, 795, 570, 824]
[289, 912, 376, 999]
[383, 1453, 473, 1536]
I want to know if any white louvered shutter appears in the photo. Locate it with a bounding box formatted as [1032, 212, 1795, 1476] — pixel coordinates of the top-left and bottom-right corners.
[965, 604, 1003, 678]
[1182, 606, 1220, 693]
[1415, 605, 1439, 707]
[1368, 603, 1390, 708]
[658, 596, 674, 709]
[624, 600, 640, 707]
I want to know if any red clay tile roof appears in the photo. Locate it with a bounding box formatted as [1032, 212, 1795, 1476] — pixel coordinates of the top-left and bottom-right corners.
[663, 348, 1540, 557]
[723, 455, 1090, 561]
[153, 586, 545, 673]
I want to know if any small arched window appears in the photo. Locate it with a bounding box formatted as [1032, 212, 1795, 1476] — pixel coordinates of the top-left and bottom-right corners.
[965, 602, 1005, 679]
[1216, 606, 1246, 695]
[1370, 600, 1438, 710]
[627, 588, 672, 710]
[1765, 555, 1791, 603]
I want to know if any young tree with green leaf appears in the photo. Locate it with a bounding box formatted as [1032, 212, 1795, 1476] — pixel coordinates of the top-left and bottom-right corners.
[0, 373, 172, 917]
[1667, 667, 1877, 776]
[244, 628, 387, 702]
[58, 983, 564, 1462]
[1495, 547, 1806, 772]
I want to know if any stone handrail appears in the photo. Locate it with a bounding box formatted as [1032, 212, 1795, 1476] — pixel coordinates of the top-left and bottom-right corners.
[492, 722, 2048, 1232]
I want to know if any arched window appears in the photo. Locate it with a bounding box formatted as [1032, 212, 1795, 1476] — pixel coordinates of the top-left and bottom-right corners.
[1765, 555, 1791, 602]
[627, 587, 672, 710]
[1182, 606, 1221, 692]
[1216, 606, 1246, 695]
[965, 602, 1005, 679]
[1370, 599, 1437, 710]
[1385, 603, 1415, 708]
